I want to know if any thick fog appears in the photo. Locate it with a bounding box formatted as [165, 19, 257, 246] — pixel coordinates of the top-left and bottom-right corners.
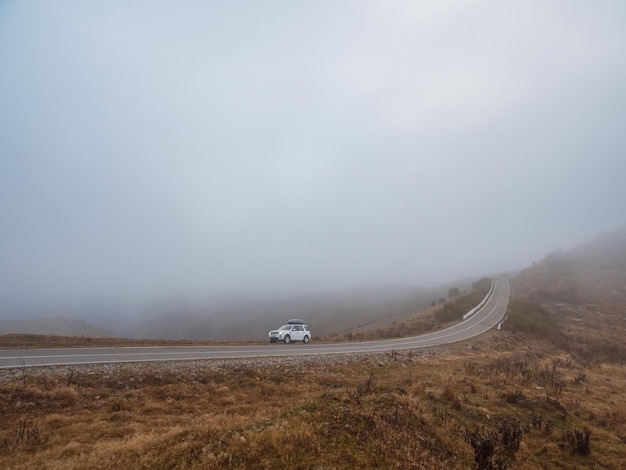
[1, 1, 626, 321]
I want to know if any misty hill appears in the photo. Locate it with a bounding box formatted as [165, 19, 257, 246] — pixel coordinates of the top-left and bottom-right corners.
[512, 227, 626, 306]
[0, 316, 110, 338]
[127, 282, 470, 342]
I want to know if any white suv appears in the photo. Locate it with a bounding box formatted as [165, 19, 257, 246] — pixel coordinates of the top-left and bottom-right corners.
[268, 319, 311, 344]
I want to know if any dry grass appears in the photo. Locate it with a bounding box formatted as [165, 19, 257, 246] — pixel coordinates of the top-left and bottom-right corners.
[1, 330, 625, 469]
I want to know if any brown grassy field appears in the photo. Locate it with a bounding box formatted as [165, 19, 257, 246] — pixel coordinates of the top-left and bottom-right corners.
[1, 258, 625, 468]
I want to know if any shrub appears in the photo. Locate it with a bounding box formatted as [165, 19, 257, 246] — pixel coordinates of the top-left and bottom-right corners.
[564, 429, 591, 456]
[434, 278, 492, 324]
[463, 417, 522, 469]
[506, 300, 559, 338]
[434, 292, 484, 323]
[504, 390, 525, 404]
[443, 383, 462, 410]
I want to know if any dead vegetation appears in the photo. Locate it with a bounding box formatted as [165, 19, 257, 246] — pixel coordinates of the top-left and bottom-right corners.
[1, 324, 625, 469]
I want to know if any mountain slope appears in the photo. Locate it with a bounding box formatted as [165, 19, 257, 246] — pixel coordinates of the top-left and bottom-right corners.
[512, 227, 626, 306]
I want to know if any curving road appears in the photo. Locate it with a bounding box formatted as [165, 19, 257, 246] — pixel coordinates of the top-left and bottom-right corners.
[0, 277, 509, 369]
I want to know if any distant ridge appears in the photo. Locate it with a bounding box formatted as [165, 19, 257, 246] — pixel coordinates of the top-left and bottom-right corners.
[0, 316, 111, 338]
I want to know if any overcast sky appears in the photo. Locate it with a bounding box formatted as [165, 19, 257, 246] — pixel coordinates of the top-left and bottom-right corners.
[1, 1, 625, 310]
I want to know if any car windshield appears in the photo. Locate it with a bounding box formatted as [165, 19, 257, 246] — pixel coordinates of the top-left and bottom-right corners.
[278, 325, 292, 330]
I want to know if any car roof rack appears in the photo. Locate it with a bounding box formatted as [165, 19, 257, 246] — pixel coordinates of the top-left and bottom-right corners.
[287, 319, 305, 324]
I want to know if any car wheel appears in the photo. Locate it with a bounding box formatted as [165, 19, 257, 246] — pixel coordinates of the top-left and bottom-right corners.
[283, 335, 291, 344]
[303, 335, 309, 344]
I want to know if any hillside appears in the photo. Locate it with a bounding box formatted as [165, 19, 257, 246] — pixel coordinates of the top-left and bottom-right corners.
[126, 282, 466, 341]
[509, 228, 626, 368]
[512, 228, 626, 306]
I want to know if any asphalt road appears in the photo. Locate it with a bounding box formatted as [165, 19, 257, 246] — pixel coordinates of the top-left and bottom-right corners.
[0, 277, 510, 369]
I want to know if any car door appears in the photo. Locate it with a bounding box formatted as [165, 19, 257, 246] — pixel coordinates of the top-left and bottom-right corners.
[292, 325, 304, 341]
